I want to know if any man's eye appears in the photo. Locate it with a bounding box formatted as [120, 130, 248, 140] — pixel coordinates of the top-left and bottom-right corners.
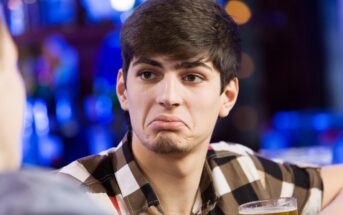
[138, 71, 156, 80]
[183, 74, 204, 83]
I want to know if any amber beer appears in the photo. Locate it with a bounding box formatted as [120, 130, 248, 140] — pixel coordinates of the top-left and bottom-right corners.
[238, 207, 298, 215]
[238, 197, 298, 215]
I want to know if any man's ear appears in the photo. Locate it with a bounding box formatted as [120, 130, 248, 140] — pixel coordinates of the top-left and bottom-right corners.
[219, 77, 239, 117]
[116, 69, 128, 111]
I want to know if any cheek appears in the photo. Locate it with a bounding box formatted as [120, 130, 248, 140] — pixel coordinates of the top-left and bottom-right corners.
[190, 95, 222, 124]
[196, 87, 222, 109]
[126, 89, 152, 127]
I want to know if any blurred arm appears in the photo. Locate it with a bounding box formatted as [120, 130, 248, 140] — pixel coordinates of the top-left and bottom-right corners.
[0, 15, 25, 171]
[318, 164, 343, 214]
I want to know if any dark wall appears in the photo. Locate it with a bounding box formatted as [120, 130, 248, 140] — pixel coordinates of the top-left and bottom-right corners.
[212, 0, 327, 150]
[257, 0, 327, 116]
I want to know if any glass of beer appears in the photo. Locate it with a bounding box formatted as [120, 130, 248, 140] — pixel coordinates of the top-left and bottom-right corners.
[238, 197, 298, 215]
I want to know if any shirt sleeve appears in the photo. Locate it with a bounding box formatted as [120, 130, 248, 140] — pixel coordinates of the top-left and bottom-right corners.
[253, 155, 323, 215]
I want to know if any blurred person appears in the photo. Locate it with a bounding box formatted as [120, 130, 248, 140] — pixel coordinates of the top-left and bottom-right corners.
[0, 6, 107, 214]
[0, 168, 108, 215]
[0, 4, 25, 171]
[59, 0, 343, 214]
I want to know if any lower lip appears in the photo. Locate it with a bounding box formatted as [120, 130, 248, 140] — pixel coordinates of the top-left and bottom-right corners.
[150, 120, 185, 130]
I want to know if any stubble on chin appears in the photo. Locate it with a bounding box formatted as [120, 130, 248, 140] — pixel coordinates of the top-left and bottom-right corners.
[143, 133, 192, 155]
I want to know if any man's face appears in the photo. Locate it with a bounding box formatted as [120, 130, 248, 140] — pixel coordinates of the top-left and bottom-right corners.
[116, 55, 238, 155]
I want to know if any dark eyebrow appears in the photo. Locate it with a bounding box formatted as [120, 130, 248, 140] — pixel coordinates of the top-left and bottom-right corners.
[175, 61, 212, 71]
[132, 57, 212, 71]
[132, 57, 164, 68]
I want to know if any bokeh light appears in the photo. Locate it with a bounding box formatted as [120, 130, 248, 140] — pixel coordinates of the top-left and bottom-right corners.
[232, 106, 258, 131]
[7, 0, 23, 10]
[110, 0, 135, 12]
[225, 0, 252, 25]
[239, 52, 255, 79]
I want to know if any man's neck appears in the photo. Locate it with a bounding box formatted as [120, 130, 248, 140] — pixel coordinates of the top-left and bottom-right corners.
[131, 134, 209, 215]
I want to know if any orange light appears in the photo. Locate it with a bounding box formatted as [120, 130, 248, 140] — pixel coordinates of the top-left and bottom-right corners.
[239, 52, 255, 79]
[225, 0, 252, 25]
[232, 106, 258, 131]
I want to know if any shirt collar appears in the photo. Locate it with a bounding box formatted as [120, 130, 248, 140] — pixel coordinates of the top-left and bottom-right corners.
[113, 132, 218, 214]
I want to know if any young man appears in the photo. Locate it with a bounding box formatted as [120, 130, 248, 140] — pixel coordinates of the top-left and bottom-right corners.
[61, 0, 343, 214]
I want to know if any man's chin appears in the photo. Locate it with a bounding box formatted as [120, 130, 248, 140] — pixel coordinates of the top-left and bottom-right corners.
[143, 133, 190, 154]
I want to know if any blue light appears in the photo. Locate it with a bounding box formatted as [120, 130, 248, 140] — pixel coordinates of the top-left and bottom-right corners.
[95, 95, 113, 122]
[93, 78, 111, 94]
[88, 127, 112, 155]
[56, 98, 72, 123]
[84, 96, 96, 121]
[313, 113, 331, 131]
[38, 135, 63, 166]
[120, 10, 133, 23]
[33, 99, 50, 136]
[261, 130, 290, 149]
[9, 1, 25, 35]
[84, 95, 113, 123]
[23, 100, 34, 138]
[40, 0, 76, 25]
[333, 138, 343, 164]
[273, 111, 300, 130]
[110, 0, 135, 12]
[81, 0, 114, 21]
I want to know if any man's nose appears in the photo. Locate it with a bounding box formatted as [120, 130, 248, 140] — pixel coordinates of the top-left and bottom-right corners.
[156, 76, 182, 108]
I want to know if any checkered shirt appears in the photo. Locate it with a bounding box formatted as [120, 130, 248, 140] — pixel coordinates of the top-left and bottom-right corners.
[60, 133, 323, 215]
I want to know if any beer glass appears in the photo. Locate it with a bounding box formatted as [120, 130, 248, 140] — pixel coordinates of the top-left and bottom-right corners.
[238, 197, 298, 215]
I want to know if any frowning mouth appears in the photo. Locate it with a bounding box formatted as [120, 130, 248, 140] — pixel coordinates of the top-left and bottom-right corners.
[148, 115, 187, 130]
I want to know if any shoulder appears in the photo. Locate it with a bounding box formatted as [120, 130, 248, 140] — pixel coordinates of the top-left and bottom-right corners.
[59, 146, 125, 214]
[207, 141, 260, 177]
[59, 147, 118, 184]
[208, 141, 255, 158]
[0, 169, 107, 214]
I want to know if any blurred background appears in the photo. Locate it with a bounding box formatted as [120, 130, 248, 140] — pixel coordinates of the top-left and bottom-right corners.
[1, 0, 343, 168]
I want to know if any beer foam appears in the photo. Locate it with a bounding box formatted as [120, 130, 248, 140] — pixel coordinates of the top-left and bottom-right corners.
[239, 206, 297, 214]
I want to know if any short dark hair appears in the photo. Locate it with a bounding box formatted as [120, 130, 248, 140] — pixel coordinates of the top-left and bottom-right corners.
[120, 0, 241, 91]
